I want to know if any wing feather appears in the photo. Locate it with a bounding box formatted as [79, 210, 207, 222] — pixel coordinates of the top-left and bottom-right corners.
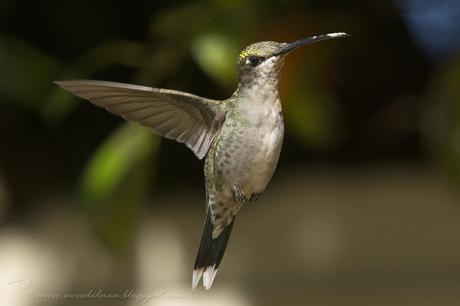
[55, 80, 226, 159]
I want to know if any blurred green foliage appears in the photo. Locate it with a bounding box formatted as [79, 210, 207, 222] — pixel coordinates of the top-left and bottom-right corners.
[0, 35, 60, 111]
[80, 123, 159, 251]
[80, 123, 158, 204]
[192, 32, 238, 87]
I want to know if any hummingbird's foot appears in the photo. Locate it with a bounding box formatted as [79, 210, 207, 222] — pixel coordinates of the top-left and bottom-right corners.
[232, 185, 247, 204]
[250, 192, 262, 202]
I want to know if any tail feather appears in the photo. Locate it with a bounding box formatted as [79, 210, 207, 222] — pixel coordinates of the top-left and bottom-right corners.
[192, 210, 234, 290]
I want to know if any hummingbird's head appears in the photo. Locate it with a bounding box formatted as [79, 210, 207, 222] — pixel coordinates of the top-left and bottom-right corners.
[236, 32, 350, 89]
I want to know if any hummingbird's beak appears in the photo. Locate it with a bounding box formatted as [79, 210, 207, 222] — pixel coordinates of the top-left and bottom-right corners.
[274, 32, 351, 56]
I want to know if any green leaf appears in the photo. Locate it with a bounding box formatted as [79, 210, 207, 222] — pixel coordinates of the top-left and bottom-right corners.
[0, 35, 60, 110]
[191, 32, 238, 88]
[80, 123, 158, 203]
[79, 123, 160, 251]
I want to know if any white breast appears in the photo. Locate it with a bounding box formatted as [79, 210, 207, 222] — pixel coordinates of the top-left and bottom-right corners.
[244, 108, 284, 195]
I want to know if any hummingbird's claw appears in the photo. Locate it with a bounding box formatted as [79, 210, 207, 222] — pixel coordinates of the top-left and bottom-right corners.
[232, 185, 247, 204]
[250, 192, 262, 202]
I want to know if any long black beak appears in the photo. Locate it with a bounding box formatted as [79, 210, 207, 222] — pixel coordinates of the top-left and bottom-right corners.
[275, 32, 351, 56]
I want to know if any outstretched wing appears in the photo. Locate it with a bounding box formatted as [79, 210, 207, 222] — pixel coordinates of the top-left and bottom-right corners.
[56, 80, 226, 159]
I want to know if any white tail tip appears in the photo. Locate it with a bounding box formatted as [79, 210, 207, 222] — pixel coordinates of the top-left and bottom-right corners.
[192, 265, 218, 290]
[203, 265, 218, 290]
[192, 268, 204, 290]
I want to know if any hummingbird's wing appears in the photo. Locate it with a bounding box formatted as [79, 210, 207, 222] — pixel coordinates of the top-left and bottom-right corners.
[55, 80, 226, 159]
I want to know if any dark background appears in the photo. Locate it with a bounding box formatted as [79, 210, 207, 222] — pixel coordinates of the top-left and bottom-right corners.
[1, 1, 460, 305]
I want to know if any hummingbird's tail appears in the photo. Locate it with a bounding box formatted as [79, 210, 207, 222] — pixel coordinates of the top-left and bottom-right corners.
[192, 209, 234, 290]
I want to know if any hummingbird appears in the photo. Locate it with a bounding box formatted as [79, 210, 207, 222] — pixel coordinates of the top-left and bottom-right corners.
[56, 32, 349, 290]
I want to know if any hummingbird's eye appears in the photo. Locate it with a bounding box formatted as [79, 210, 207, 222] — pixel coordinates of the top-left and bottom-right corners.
[246, 56, 264, 67]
